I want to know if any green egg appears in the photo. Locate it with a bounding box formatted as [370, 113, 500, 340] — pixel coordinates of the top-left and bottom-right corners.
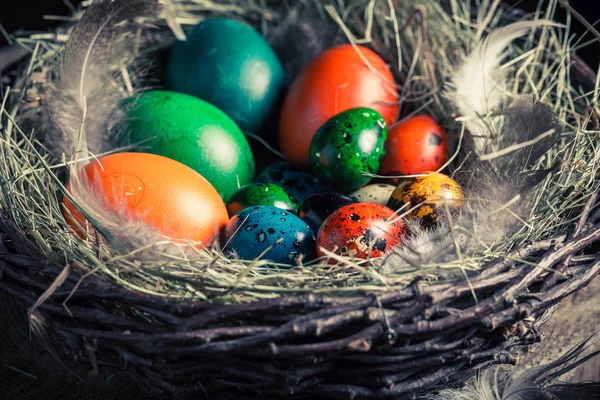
[309, 108, 387, 192]
[115, 90, 255, 202]
[226, 183, 297, 217]
[166, 17, 285, 134]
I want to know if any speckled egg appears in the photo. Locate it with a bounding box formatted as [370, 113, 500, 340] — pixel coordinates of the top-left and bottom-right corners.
[297, 192, 355, 233]
[349, 184, 396, 205]
[166, 18, 285, 134]
[387, 172, 464, 229]
[380, 115, 448, 178]
[309, 108, 387, 192]
[115, 90, 254, 202]
[317, 203, 405, 259]
[255, 161, 331, 201]
[222, 206, 317, 266]
[226, 183, 297, 217]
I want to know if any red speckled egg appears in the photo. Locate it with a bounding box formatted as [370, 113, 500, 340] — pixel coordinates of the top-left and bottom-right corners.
[380, 115, 448, 178]
[316, 203, 405, 259]
[279, 44, 399, 166]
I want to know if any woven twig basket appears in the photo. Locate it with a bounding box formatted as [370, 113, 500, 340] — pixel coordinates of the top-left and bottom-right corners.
[1, 1, 599, 399]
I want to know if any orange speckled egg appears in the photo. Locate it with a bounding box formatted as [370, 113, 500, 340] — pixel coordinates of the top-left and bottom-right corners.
[380, 115, 448, 179]
[387, 172, 464, 229]
[62, 152, 228, 245]
[317, 203, 406, 259]
[279, 44, 399, 166]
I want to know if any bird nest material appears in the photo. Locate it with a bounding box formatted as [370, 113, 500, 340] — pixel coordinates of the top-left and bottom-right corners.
[0, 0, 599, 398]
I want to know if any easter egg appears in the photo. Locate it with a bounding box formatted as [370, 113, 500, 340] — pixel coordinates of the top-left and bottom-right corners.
[309, 108, 387, 192]
[380, 115, 448, 178]
[279, 44, 399, 166]
[166, 17, 285, 134]
[115, 90, 254, 202]
[297, 192, 355, 233]
[387, 172, 464, 229]
[62, 153, 228, 245]
[256, 161, 331, 201]
[349, 184, 396, 205]
[317, 203, 405, 259]
[222, 206, 316, 266]
[226, 183, 297, 217]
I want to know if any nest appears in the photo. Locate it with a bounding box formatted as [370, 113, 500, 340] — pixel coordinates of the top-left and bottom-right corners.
[1, 0, 599, 398]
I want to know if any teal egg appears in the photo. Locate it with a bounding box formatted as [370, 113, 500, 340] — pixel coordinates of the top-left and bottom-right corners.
[166, 17, 285, 134]
[226, 183, 297, 217]
[309, 108, 387, 192]
[115, 90, 255, 202]
[222, 206, 317, 266]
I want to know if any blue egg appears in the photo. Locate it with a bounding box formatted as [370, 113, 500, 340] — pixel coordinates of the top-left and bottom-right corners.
[255, 161, 332, 201]
[222, 206, 316, 266]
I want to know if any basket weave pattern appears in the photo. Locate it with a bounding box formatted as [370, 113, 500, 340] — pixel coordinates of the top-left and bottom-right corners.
[2, 210, 599, 398]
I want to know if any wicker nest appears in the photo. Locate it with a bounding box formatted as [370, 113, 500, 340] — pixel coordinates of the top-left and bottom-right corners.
[1, 0, 599, 399]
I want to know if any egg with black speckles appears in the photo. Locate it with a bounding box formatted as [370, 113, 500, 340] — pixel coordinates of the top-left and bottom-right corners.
[349, 183, 396, 205]
[297, 192, 355, 233]
[380, 115, 448, 179]
[309, 108, 387, 192]
[317, 203, 405, 259]
[222, 206, 316, 266]
[226, 183, 297, 217]
[255, 161, 332, 201]
[387, 172, 464, 229]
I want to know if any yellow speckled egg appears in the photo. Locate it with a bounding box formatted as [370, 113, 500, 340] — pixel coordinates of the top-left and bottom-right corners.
[387, 172, 464, 228]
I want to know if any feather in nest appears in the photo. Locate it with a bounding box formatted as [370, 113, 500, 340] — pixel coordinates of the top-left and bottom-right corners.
[419, 333, 600, 400]
[48, 0, 190, 257]
[379, 20, 563, 274]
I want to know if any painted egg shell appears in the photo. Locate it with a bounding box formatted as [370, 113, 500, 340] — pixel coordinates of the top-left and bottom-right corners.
[349, 184, 396, 205]
[115, 90, 254, 202]
[222, 206, 316, 266]
[309, 108, 387, 192]
[255, 161, 331, 201]
[297, 192, 355, 233]
[62, 153, 228, 245]
[226, 183, 297, 217]
[317, 203, 405, 259]
[166, 17, 285, 134]
[380, 115, 448, 178]
[279, 44, 399, 166]
[387, 172, 464, 229]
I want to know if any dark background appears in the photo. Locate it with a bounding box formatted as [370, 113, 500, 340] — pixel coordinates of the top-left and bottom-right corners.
[1, 0, 600, 69]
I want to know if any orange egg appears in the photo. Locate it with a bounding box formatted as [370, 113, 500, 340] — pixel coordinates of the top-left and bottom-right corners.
[62, 153, 228, 246]
[279, 44, 399, 166]
[380, 115, 448, 179]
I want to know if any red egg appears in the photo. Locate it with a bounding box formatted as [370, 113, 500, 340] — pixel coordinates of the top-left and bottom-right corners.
[279, 44, 399, 166]
[316, 203, 405, 259]
[380, 115, 448, 178]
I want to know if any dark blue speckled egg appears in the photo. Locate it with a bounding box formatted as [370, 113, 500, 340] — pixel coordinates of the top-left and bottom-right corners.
[255, 161, 331, 201]
[297, 192, 355, 233]
[222, 206, 316, 266]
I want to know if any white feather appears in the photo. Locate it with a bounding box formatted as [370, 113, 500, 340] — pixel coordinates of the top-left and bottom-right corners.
[445, 20, 559, 154]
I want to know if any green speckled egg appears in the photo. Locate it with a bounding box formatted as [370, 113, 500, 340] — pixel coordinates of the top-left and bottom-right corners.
[115, 90, 255, 202]
[309, 108, 387, 192]
[226, 183, 297, 217]
[166, 17, 285, 134]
